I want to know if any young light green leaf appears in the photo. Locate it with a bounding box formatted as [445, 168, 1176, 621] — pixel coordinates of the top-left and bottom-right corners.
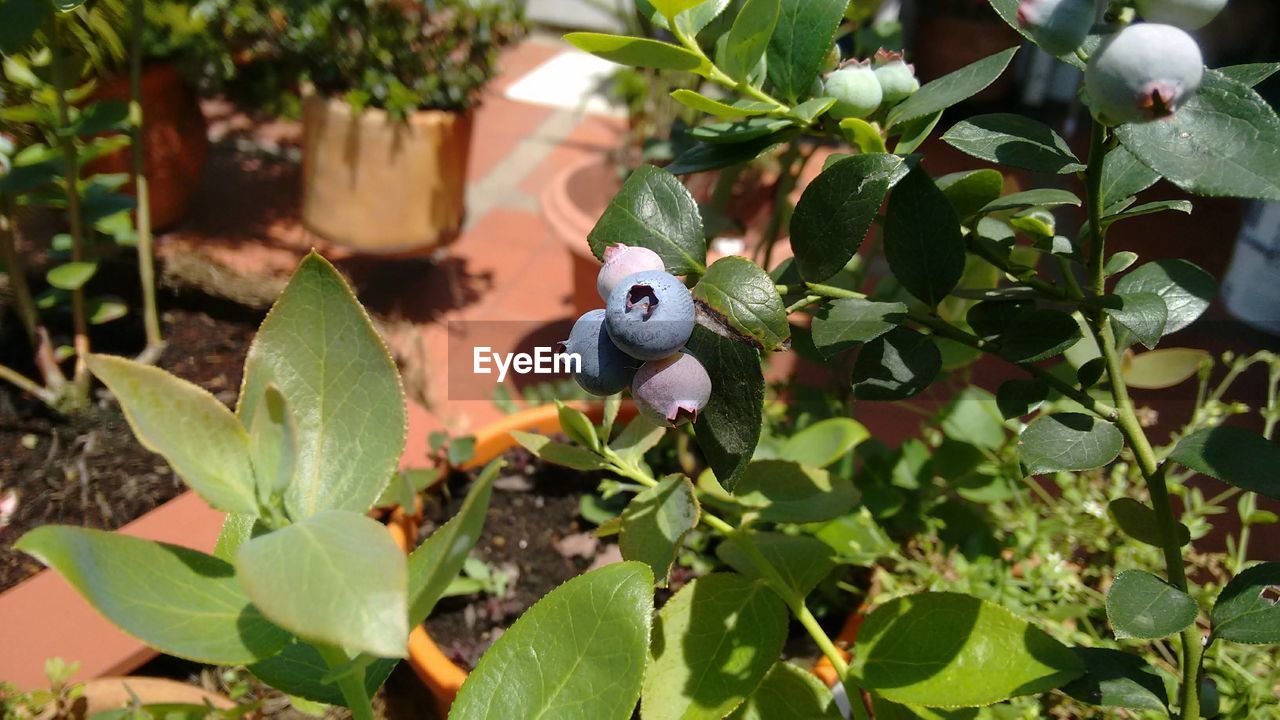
[851, 327, 941, 401]
[1108, 498, 1191, 548]
[670, 90, 773, 118]
[791, 153, 904, 282]
[610, 415, 667, 465]
[723, 0, 780, 81]
[765, 0, 846, 101]
[248, 385, 298, 499]
[885, 166, 965, 307]
[587, 164, 706, 275]
[1093, 292, 1169, 350]
[452, 563, 654, 720]
[810, 298, 907, 357]
[733, 460, 857, 523]
[777, 418, 869, 467]
[1114, 259, 1215, 336]
[1019, 413, 1124, 474]
[620, 474, 700, 586]
[789, 97, 836, 125]
[236, 511, 409, 658]
[15, 526, 290, 664]
[1169, 426, 1280, 500]
[642, 573, 788, 720]
[46, 261, 97, 291]
[1060, 647, 1170, 713]
[557, 401, 600, 452]
[1106, 570, 1199, 640]
[511, 430, 610, 471]
[716, 532, 836, 596]
[637, 0, 729, 35]
[564, 33, 706, 73]
[852, 592, 1083, 707]
[237, 252, 406, 520]
[728, 661, 842, 720]
[936, 169, 1005, 221]
[941, 114, 1084, 173]
[86, 354, 258, 515]
[1124, 348, 1209, 390]
[1211, 562, 1280, 644]
[693, 256, 790, 350]
[1099, 145, 1161, 209]
[687, 325, 764, 490]
[651, 0, 709, 18]
[887, 48, 1019, 128]
[839, 117, 888, 154]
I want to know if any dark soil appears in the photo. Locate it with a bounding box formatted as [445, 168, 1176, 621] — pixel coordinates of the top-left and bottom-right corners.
[0, 297, 262, 592]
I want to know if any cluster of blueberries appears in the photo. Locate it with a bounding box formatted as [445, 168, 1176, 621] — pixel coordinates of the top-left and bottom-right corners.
[1019, 0, 1220, 124]
[821, 49, 922, 121]
[558, 245, 712, 427]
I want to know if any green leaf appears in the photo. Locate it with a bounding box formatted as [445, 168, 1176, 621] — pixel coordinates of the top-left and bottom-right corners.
[996, 379, 1049, 420]
[247, 385, 298, 500]
[47, 261, 97, 291]
[1092, 292, 1168, 350]
[1114, 259, 1215, 336]
[564, 33, 705, 73]
[886, 48, 1019, 129]
[978, 188, 1081, 214]
[777, 418, 869, 467]
[1060, 647, 1170, 713]
[511, 430, 610, 471]
[0, 0, 50, 54]
[893, 111, 945, 154]
[723, 0, 780, 81]
[690, 117, 793, 144]
[236, 511, 408, 658]
[610, 415, 668, 466]
[1019, 413, 1124, 474]
[1169, 426, 1280, 500]
[1106, 570, 1199, 640]
[885, 166, 965, 306]
[941, 114, 1084, 174]
[1217, 62, 1280, 88]
[728, 661, 842, 720]
[407, 459, 501, 627]
[789, 97, 836, 124]
[1108, 498, 1191, 548]
[716, 533, 835, 596]
[588, 164, 706, 275]
[693, 256, 789, 350]
[687, 325, 764, 490]
[651, 0, 709, 17]
[0, 159, 60, 195]
[237, 253, 406, 520]
[810, 298, 906, 358]
[734, 460, 857, 523]
[75, 101, 129, 136]
[620, 474, 700, 586]
[765, 0, 846, 101]
[839, 117, 888, 154]
[642, 573, 788, 720]
[936, 169, 1004, 221]
[86, 354, 258, 515]
[248, 642, 396, 707]
[637, 0, 729, 35]
[670, 90, 773, 118]
[1102, 200, 1192, 227]
[852, 592, 1083, 707]
[851, 326, 941, 401]
[813, 509, 895, 565]
[452, 563, 653, 720]
[666, 130, 795, 175]
[791, 153, 904, 282]
[15, 527, 289, 664]
[1211, 562, 1280, 644]
[87, 296, 128, 325]
[558, 402, 600, 451]
[1117, 69, 1280, 201]
[998, 309, 1082, 363]
[1099, 146, 1161, 209]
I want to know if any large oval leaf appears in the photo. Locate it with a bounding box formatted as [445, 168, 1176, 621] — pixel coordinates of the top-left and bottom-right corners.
[15, 527, 290, 664]
[851, 327, 941, 401]
[716, 532, 836, 596]
[722, 0, 781, 82]
[791, 154, 903, 282]
[777, 417, 870, 467]
[1099, 145, 1161, 209]
[728, 661, 842, 719]
[810, 299, 907, 358]
[620, 474, 701, 587]
[564, 33, 705, 73]
[886, 48, 1019, 129]
[852, 592, 1083, 707]
[451, 562, 654, 720]
[942, 114, 1084, 174]
[885, 166, 965, 307]
[693, 256, 790, 350]
[1169, 426, 1280, 501]
[1060, 647, 1170, 713]
[588, 164, 706, 275]
[687, 325, 764, 490]
[1019, 413, 1123, 474]
[1106, 570, 1199, 640]
[765, 0, 846, 101]
[1114, 259, 1215, 337]
[1211, 562, 1280, 644]
[733, 460, 857, 523]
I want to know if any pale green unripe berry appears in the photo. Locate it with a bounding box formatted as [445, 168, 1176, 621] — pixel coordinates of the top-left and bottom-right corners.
[1084, 23, 1204, 125]
[825, 65, 883, 120]
[872, 51, 920, 105]
[1018, 0, 1098, 56]
[1134, 0, 1227, 30]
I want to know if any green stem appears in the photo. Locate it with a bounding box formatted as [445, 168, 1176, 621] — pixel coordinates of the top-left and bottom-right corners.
[669, 25, 791, 113]
[0, 361, 56, 405]
[316, 645, 376, 720]
[129, 0, 162, 361]
[0, 196, 38, 347]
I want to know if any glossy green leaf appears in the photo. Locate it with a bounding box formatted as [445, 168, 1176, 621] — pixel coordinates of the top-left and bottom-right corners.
[237, 253, 405, 519]
[1102, 200, 1192, 227]
[1117, 70, 1280, 201]
[86, 354, 258, 514]
[851, 326, 941, 401]
[1093, 292, 1168, 350]
[621, 474, 700, 586]
[558, 402, 600, 451]
[791, 153, 904, 282]
[1217, 63, 1280, 88]
[1109, 498, 1191, 548]
[716, 532, 835, 596]
[1099, 146, 1161, 209]
[637, 0, 729, 35]
[765, 0, 845, 101]
[1060, 647, 1170, 712]
[642, 573, 787, 720]
[1106, 570, 1199, 640]
[651, 0, 708, 17]
[941, 114, 1084, 174]
[810, 298, 907, 357]
[47, 261, 97, 291]
[15, 527, 289, 664]
[979, 188, 1081, 214]
[936, 169, 1004, 221]
[733, 459, 857, 523]
[1169, 426, 1280, 500]
[564, 33, 705, 73]
[236, 511, 408, 658]
[789, 97, 836, 124]
[996, 379, 1049, 420]
[0, 0, 50, 53]
[778, 418, 869, 467]
[852, 592, 1083, 707]
[728, 661, 842, 720]
[722, 0, 780, 81]
[452, 563, 653, 720]
[886, 48, 1018, 128]
[670, 90, 773, 118]
[247, 385, 298, 500]
[687, 325, 764, 490]
[998, 309, 1081, 363]
[1211, 562, 1280, 644]
[408, 459, 501, 627]
[248, 641, 396, 707]
[667, 129, 796, 175]
[885, 166, 965, 307]
[510, 430, 610, 471]
[893, 111, 945, 154]
[588, 164, 706, 275]
[840, 117, 888, 154]
[1019, 413, 1123, 474]
[1114, 259, 1215, 336]
[693, 256, 790, 350]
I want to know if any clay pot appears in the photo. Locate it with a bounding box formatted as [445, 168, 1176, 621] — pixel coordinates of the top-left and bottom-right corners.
[540, 155, 621, 317]
[88, 63, 209, 230]
[301, 95, 473, 254]
[72, 677, 233, 718]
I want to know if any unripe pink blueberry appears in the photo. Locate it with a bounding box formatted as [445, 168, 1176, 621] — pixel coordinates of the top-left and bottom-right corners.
[1017, 0, 1097, 56]
[632, 352, 712, 426]
[871, 50, 920, 106]
[824, 63, 883, 120]
[1133, 0, 1227, 30]
[597, 243, 665, 301]
[1084, 23, 1203, 125]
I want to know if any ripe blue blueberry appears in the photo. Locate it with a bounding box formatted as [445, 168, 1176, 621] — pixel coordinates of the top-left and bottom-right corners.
[872, 51, 920, 106]
[597, 243, 665, 301]
[824, 64, 883, 120]
[1018, 0, 1097, 56]
[632, 352, 712, 426]
[558, 309, 639, 397]
[1134, 0, 1227, 30]
[1085, 23, 1203, 125]
[604, 270, 696, 362]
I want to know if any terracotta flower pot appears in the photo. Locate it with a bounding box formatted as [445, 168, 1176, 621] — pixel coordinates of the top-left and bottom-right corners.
[73, 676, 233, 718]
[301, 95, 473, 254]
[88, 63, 209, 230]
[540, 155, 621, 317]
